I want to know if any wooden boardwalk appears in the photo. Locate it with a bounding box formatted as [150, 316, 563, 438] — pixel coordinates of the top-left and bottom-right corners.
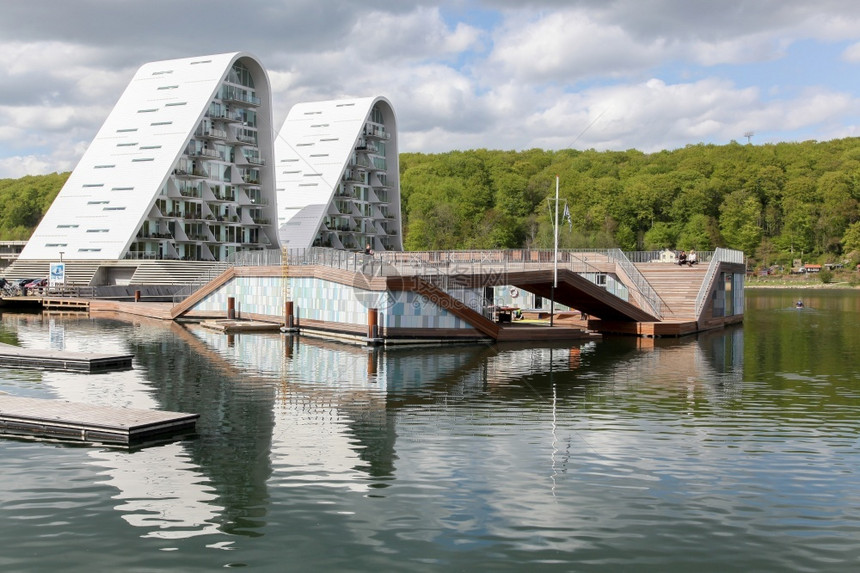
[0, 395, 199, 446]
[0, 343, 133, 373]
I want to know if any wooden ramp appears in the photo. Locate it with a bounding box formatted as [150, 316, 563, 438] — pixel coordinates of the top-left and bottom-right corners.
[0, 343, 133, 373]
[0, 395, 199, 446]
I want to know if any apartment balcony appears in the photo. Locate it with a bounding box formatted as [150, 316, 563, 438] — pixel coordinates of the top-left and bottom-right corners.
[135, 232, 174, 240]
[352, 157, 371, 171]
[235, 154, 265, 166]
[235, 133, 258, 146]
[188, 148, 221, 160]
[178, 188, 202, 199]
[364, 126, 389, 140]
[207, 110, 244, 123]
[237, 176, 260, 186]
[195, 127, 228, 140]
[174, 167, 210, 179]
[355, 142, 380, 154]
[221, 89, 261, 107]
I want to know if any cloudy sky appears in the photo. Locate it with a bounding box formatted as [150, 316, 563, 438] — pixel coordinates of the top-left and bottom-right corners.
[2, 0, 860, 178]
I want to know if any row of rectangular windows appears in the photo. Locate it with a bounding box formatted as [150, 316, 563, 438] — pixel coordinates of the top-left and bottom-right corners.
[56, 225, 108, 232]
[115, 143, 162, 150]
[137, 103, 187, 113]
[44, 243, 101, 252]
[82, 185, 135, 190]
[114, 120, 173, 134]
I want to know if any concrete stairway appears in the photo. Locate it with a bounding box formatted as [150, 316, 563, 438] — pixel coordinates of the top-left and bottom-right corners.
[2, 260, 101, 285]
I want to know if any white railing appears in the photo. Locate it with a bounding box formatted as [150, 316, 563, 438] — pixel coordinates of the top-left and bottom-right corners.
[167, 247, 743, 318]
[608, 249, 663, 319]
[693, 248, 744, 318]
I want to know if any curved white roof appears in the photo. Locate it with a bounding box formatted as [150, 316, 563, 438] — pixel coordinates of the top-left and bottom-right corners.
[20, 52, 275, 261]
[275, 96, 403, 251]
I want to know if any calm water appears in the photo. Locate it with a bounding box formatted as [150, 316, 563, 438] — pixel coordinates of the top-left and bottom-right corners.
[1, 289, 859, 572]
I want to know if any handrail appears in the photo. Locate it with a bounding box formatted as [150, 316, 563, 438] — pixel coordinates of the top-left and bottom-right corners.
[170, 249, 280, 303]
[167, 247, 741, 317]
[693, 247, 744, 318]
[607, 248, 663, 319]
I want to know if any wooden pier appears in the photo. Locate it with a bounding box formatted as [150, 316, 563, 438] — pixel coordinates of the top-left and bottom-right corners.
[0, 395, 199, 446]
[0, 343, 133, 373]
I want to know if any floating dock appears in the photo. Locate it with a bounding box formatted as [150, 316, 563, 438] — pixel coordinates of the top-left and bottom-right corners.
[0, 395, 199, 446]
[0, 343, 133, 373]
[199, 319, 282, 334]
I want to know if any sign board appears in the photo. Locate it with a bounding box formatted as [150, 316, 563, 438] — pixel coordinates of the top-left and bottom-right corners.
[49, 262, 65, 288]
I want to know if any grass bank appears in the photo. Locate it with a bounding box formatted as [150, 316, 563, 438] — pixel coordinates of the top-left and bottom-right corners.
[745, 273, 860, 289]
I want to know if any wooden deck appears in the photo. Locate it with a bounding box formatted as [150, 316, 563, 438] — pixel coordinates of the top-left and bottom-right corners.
[0, 343, 133, 372]
[0, 395, 199, 446]
[587, 319, 700, 337]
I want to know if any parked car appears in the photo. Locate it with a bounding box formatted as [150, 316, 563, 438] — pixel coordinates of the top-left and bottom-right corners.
[10, 278, 36, 293]
[24, 278, 48, 294]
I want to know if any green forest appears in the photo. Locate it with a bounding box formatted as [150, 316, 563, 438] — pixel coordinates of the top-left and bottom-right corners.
[5, 138, 860, 269]
[0, 172, 69, 241]
[400, 138, 860, 269]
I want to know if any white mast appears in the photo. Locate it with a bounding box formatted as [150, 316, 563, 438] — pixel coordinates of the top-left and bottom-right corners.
[554, 174, 559, 288]
[550, 175, 559, 326]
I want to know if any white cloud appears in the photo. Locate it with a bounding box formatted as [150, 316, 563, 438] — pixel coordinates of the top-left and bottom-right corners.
[488, 11, 667, 83]
[3, 1, 860, 177]
[842, 42, 860, 63]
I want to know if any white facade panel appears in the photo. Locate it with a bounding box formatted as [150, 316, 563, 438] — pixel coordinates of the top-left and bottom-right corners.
[20, 53, 278, 263]
[275, 96, 403, 252]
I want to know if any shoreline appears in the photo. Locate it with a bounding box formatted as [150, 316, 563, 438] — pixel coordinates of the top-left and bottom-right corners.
[744, 281, 858, 289]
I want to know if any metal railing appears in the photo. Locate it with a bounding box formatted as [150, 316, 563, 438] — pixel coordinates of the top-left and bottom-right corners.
[693, 248, 744, 318]
[608, 249, 663, 319]
[282, 248, 610, 278]
[167, 246, 742, 317]
[623, 250, 715, 264]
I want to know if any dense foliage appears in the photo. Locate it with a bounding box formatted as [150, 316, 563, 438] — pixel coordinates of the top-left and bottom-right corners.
[0, 173, 68, 240]
[6, 138, 860, 268]
[400, 138, 860, 268]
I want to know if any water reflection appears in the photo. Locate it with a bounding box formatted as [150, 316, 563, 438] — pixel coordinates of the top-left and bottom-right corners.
[1, 313, 223, 541]
[1, 312, 747, 542]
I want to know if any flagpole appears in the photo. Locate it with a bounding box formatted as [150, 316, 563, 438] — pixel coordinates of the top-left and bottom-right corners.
[551, 175, 559, 327]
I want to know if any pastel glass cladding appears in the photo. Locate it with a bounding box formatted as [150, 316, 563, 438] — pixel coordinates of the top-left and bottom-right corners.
[191, 276, 474, 330]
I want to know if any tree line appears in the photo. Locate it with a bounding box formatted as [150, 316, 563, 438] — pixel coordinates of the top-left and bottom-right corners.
[0, 173, 68, 240]
[5, 138, 860, 268]
[400, 138, 860, 268]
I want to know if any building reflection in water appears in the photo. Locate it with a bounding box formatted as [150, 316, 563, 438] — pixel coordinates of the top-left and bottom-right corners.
[5, 313, 223, 541]
[1, 311, 745, 541]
